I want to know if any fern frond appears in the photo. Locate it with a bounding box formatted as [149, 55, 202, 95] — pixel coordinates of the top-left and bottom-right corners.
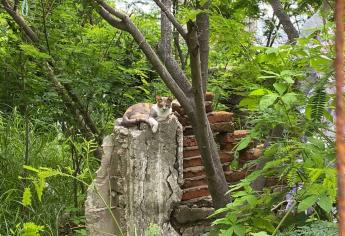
[309, 87, 327, 122]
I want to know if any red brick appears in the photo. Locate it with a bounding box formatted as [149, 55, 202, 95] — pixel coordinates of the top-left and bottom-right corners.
[183, 127, 194, 136]
[184, 122, 234, 136]
[183, 156, 203, 168]
[218, 133, 235, 143]
[212, 122, 234, 133]
[205, 92, 214, 101]
[172, 103, 183, 114]
[234, 130, 249, 139]
[178, 116, 190, 126]
[220, 142, 236, 151]
[183, 164, 229, 178]
[225, 170, 247, 182]
[182, 186, 210, 201]
[183, 135, 198, 147]
[183, 149, 200, 158]
[207, 112, 234, 124]
[219, 151, 234, 163]
[183, 176, 208, 189]
[183, 166, 205, 178]
[240, 147, 263, 162]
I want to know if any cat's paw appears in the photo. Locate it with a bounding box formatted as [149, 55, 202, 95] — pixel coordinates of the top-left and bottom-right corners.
[148, 117, 159, 133]
[152, 124, 158, 133]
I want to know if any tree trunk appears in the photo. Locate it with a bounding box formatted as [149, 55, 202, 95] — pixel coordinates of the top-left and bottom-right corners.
[159, 0, 172, 64]
[269, 0, 299, 42]
[187, 20, 230, 209]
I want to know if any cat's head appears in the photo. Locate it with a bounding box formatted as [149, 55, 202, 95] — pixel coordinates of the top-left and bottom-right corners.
[156, 96, 173, 112]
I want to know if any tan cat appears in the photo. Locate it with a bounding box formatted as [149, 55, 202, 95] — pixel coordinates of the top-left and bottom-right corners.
[120, 96, 173, 133]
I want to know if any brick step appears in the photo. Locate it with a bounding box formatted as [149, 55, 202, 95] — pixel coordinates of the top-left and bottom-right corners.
[183, 176, 208, 189]
[217, 130, 248, 144]
[182, 185, 210, 201]
[240, 146, 263, 162]
[183, 163, 231, 179]
[183, 152, 234, 168]
[182, 169, 249, 189]
[183, 122, 234, 136]
[224, 170, 249, 182]
[179, 111, 234, 127]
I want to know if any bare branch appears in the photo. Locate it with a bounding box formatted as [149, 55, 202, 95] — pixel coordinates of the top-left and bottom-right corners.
[152, 0, 187, 40]
[95, 5, 127, 30]
[95, 0, 127, 19]
[157, 47, 192, 94]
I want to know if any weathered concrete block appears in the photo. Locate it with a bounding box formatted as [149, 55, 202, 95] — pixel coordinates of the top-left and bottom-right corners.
[85, 116, 183, 236]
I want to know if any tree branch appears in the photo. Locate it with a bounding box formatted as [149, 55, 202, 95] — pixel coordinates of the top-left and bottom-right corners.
[1, 0, 40, 43]
[94, 0, 193, 110]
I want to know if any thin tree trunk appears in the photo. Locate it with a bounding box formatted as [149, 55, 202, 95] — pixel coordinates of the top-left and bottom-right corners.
[187, 20, 230, 208]
[159, 0, 172, 64]
[196, 0, 210, 93]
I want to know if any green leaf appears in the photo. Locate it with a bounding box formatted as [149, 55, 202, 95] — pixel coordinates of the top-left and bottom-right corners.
[259, 94, 279, 110]
[235, 136, 251, 152]
[239, 97, 259, 110]
[273, 83, 287, 95]
[264, 143, 279, 157]
[298, 195, 318, 212]
[323, 109, 333, 122]
[249, 89, 269, 96]
[318, 194, 333, 213]
[246, 195, 257, 207]
[22, 187, 32, 207]
[233, 225, 246, 236]
[281, 93, 298, 106]
[220, 227, 234, 236]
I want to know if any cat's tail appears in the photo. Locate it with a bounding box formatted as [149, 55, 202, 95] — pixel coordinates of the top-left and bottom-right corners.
[120, 116, 158, 133]
[120, 115, 147, 127]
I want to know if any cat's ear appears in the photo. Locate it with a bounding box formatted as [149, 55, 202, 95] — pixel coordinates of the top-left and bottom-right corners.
[156, 95, 161, 102]
[167, 96, 173, 102]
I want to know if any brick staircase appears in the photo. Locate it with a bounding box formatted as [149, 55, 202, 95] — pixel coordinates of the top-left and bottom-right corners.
[172, 93, 264, 202]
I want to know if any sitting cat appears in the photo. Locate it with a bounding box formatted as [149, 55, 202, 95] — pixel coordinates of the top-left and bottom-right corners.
[120, 96, 173, 133]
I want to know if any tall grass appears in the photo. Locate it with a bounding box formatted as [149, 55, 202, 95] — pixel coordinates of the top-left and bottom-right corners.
[0, 109, 95, 235]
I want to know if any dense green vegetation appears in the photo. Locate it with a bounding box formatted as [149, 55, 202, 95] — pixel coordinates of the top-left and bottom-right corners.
[0, 0, 337, 235]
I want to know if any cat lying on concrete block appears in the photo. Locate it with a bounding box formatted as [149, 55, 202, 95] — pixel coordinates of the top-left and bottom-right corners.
[118, 96, 174, 133]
